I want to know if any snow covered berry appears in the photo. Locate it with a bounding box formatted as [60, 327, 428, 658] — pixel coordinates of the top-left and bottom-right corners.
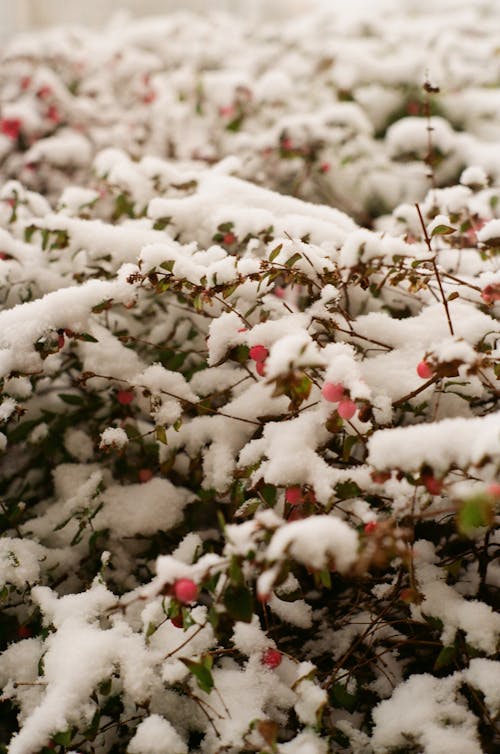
[480, 284, 500, 304]
[173, 578, 199, 604]
[321, 381, 345, 402]
[261, 648, 282, 668]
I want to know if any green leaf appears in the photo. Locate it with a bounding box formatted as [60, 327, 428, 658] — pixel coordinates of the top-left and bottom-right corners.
[335, 480, 362, 500]
[329, 682, 357, 712]
[92, 298, 114, 313]
[223, 583, 253, 622]
[155, 425, 168, 445]
[160, 260, 175, 273]
[269, 244, 283, 262]
[457, 494, 494, 536]
[76, 332, 98, 343]
[433, 644, 456, 671]
[285, 252, 302, 268]
[181, 658, 214, 694]
[52, 729, 72, 747]
[431, 224, 456, 237]
[260, 484, 277, 507]
[58, 393, 83, 406]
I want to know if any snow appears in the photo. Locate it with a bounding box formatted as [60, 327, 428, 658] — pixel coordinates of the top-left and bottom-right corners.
[127, 715, 187, 754]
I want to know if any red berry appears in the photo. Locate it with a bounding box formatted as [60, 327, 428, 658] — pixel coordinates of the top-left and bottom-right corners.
[416, 361, 433, 379]
[138, 469, 153, 483]
[423, 475, 443, 495]
[321, 382, 345, 403]
[285, 486, 302, 505]
[47, 104, 61, 123]
[364, 521, 378, 534]
[480, 284, 500, 304]
[116, 390, 134, 405]
[487, 483, 500, 498]
[274, 286, 286, 298]
[249, 345, 269, 363]
[223, 232, 236, 245]
[173, 578, 198, 604]
[337, 399, 357, 420]
[319, 162, 330, 173]
[371, 471, 391, 484]
[37, 85, 52, 99]
[0, 118, 21, 140]
[256, 360, 267, 377]
[261, 648, 282, 668]
[57, 333, 65, 349]
[170, 614, 183, 628]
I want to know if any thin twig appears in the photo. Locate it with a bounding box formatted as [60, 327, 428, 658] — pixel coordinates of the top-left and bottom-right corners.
[415, 203, 454, 336]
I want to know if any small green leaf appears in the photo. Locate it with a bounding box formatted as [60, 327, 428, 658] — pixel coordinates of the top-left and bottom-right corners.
[52, 729, 72, 747]
[329, 682, 357, 712]
[58, 393, 83, 406]
[181, 658, 214, 694]
[155, 425, 168, 445]
[335, 480, 362, 500]
[433, 644, 456, 671]
[285, 252, 302, 268]
[223, 583, 253, 622]
[160, 260, 175, 273]
[431, 224, 456, 237]
[457, 494, 494, 536]
[269, 244, 283, 262]
[260, 484, 277, 507]
[76, 332, 99, 343]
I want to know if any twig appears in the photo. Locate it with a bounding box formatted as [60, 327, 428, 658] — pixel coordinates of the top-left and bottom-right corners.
[415, 203, 454, 336]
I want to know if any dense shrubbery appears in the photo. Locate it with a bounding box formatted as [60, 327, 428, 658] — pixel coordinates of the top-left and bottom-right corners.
[0, 5, 499, 754]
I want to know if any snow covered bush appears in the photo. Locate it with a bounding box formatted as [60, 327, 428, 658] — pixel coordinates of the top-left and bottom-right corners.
[0, 4, 499, 754]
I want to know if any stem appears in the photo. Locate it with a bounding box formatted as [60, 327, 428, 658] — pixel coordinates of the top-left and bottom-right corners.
[415, 203, 455, 336]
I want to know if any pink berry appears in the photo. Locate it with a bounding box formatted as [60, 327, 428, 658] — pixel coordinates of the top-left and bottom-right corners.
[337, 399, 357, 420]
[480, 284, 500, 304]
[256, 360, 267, 377]
[249, 345, 269, 363]
[416, 361, 433, 379]
[173, 578, 199, 604]
[261, 648, 282, 668]
[285, 486, 302, 505]
[487, 483, 500, 498]
[138, 469, 153, 483]
[321, 382, 345, 403]
[319, 162, 330, 173]
[116, 390, 134, 405]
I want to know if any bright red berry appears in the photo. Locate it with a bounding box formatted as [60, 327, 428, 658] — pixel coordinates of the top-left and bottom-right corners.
[249, 345, 269, 362]
[261, 648, 282, 668]
[173, 578, 198, 604]
[364, 521, 378, 534]
[285, 486, 302, 505]
[417, 361, 433, 379]
[223, 232, 236, 245]
[256, 360, 266, 377]
[337, 399, 357, 420]
[116, 390, 134, 405]
[0, 118, 21, 140]
[321, 382, 345, 402]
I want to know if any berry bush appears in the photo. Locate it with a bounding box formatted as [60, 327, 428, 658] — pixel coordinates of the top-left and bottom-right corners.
[0, 4, 499, 754]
